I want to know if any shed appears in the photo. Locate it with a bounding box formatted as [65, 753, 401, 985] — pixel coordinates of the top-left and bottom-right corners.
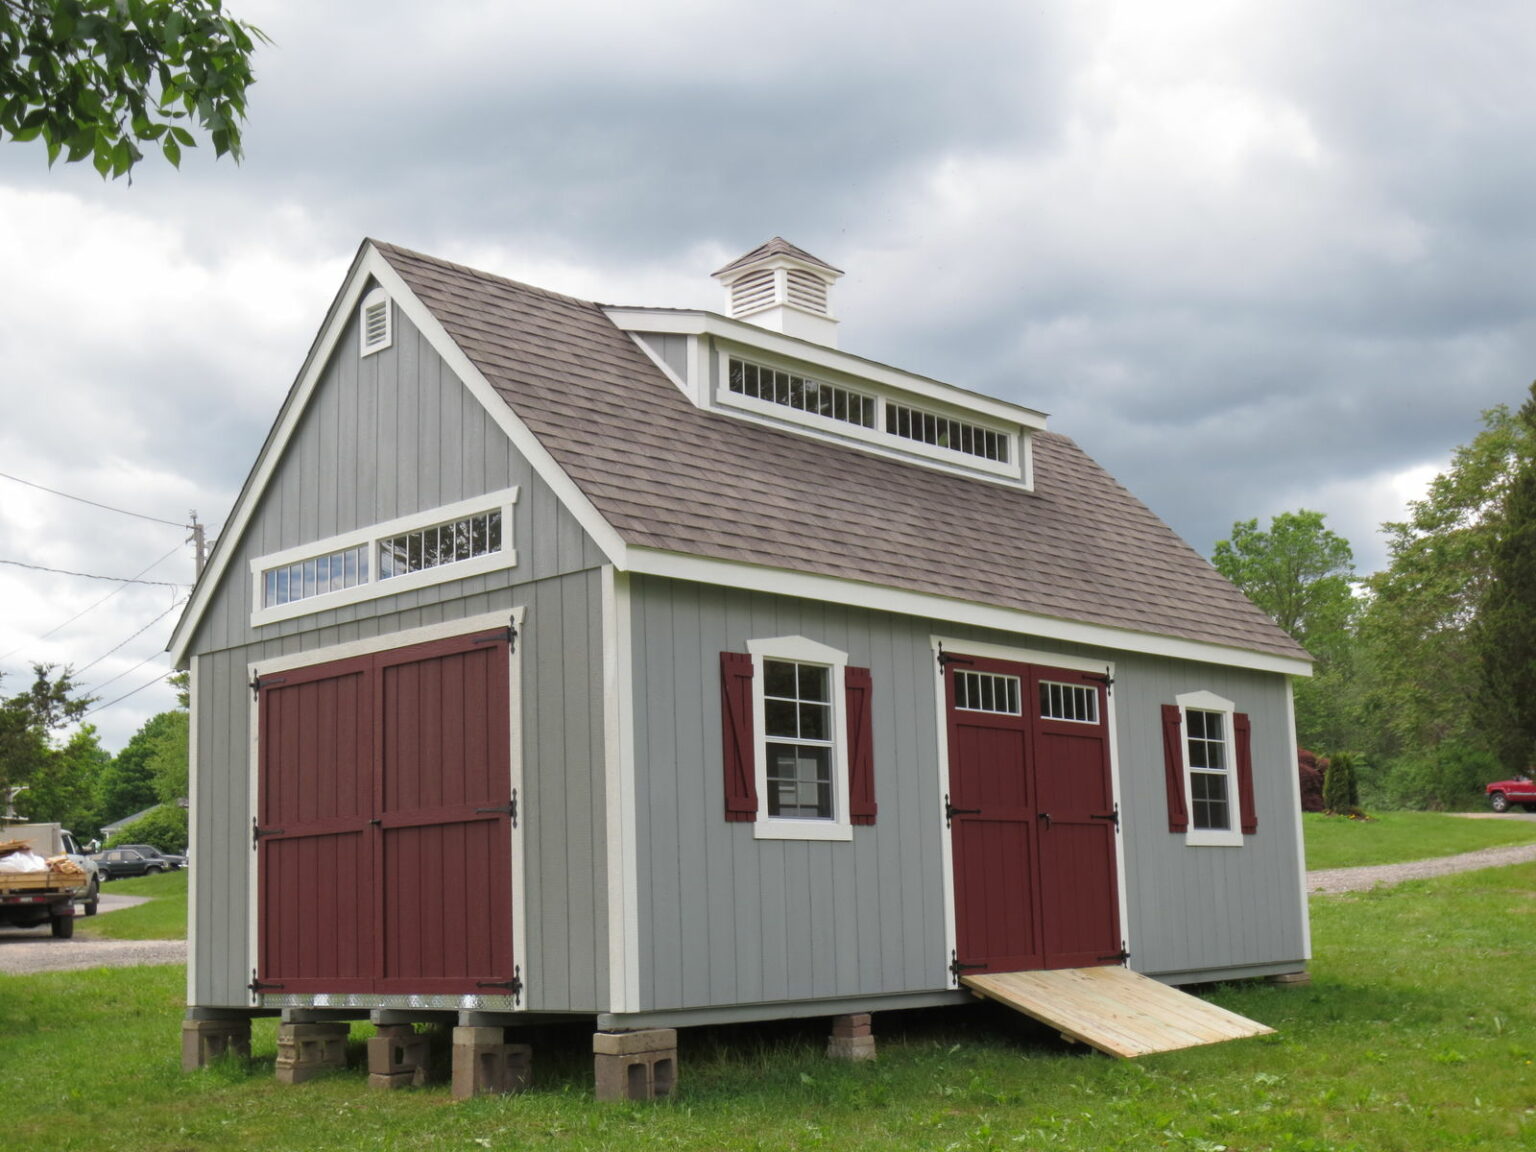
[171, 238, 1311, 1094]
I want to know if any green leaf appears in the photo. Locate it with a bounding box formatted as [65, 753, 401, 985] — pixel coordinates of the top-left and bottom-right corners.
[161, 134, 180, 167]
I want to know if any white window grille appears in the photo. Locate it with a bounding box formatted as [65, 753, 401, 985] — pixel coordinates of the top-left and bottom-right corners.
[954, 671, 1022, 715]
[1039, 681, 1099, 724]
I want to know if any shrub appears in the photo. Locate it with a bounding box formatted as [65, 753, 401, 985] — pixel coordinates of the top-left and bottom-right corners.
[103, 803, 188, 853]
[1375, 743, 1499, 811]
[1298, 748, 1327, 812]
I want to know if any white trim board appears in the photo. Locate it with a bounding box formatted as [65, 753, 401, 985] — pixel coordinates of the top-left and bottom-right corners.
[632, 550, 1313, 678]
[168, 243, 628, 666]
[602, 567, 641, 1014]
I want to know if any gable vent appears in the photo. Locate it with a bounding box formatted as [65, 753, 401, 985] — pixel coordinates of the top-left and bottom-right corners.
[360, 288, 392, 356]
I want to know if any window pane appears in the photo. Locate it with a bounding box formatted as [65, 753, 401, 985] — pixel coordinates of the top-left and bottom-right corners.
[765, 744, 833, 819]
[797, 664, 829, 702]
[265, 570, 278, 606]
[799, 701, 830, 741]
[488, 509, 502, 553]
[763, 660, 797, 699]
[764, 699, 798, 737]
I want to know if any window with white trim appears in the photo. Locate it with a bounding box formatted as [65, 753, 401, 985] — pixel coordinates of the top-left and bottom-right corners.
[250, 489, 519, 627]
[360, 287, 392, 356]
[1175, 690, 1244, 846]
[728, 357, 876, 429]
[747, 636, 852, 841]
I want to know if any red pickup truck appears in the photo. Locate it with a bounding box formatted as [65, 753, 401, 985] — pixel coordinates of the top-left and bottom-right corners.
[1486, 776, 1536, 813]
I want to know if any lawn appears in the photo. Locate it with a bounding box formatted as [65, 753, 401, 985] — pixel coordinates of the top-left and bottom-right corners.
[80, 868, 188, 941]
[5, 861, 1536, 1151]
[1303, 810, 1536, 870]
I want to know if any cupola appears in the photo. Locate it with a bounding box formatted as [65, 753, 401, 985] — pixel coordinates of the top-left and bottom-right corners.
[712, 237, 843, 347]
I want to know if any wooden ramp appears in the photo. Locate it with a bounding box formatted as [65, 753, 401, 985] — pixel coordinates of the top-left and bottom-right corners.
[961, 966, 1274, 1058]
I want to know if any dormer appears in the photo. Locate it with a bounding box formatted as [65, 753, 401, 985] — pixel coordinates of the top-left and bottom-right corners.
[712, 237, 843, 348]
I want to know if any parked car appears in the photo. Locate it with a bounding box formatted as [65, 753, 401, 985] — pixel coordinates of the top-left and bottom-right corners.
[93, 847, 170, 881]
[1486, 775, 1536, 813]
[115, 843, 187, 870]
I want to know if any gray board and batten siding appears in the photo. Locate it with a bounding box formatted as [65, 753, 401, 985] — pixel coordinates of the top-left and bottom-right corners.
[187, 294, 610, 1012]
[625, 574, 1306, 1019]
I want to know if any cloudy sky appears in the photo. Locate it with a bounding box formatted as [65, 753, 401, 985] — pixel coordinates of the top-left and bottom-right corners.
[2, 0, 1534, 751]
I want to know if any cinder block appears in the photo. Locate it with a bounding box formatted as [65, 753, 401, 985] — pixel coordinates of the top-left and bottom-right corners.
[591, 1028, 676, 1056]
[181, 1019, 252, 1071]
[826, 1035, 877, 1062]
[367, 1024, 432, 1087]
[1266, 970, 1312, 987]
[450, 1026, 531, 1100]
[593, 1030, 678, 1101]
[275, 1021, 349, 1084]
[827, 1014, 876, 1061]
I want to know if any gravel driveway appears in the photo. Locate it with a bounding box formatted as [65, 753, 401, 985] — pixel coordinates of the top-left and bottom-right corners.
[1306, 840, 1536, 894]
[0, 894, 186, 975]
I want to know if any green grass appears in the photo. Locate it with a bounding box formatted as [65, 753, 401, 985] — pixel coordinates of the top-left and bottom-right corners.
[6, 863, 1536, 1150]
[1303, 810, 1536, 870]
[80, 868, 188, 941]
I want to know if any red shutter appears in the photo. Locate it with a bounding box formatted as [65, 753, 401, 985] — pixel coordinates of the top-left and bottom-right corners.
[846, 666, 876, 825]
[1234, 712, 1257, 834]
[1161, 704, 1189, 833]
[721, 652, 757, 822]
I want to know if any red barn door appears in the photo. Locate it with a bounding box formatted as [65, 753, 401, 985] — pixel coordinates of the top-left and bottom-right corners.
[946, 656, 1120, 975]
[256, 629, 515, 996]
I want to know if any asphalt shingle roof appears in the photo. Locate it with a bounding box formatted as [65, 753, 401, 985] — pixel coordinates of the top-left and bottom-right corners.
[377, 242, 1307, 663]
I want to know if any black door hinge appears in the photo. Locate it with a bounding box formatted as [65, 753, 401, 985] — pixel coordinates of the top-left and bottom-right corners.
[1090, 804, 1120, 829]
[1098, 945, 1130, 965]
[252, 818, 286, 848]
[249, 970, 285, 993]
[475, 789, 518, 828]
[944, 794, 981, 827]
[937, 645, 974, 668]
[950, 951, 987, 981]
[477, 966, 522, 1002]
[1085, 668, 1114, 695]
[250, 672, 287, 699]
[474, 618, 518, 652]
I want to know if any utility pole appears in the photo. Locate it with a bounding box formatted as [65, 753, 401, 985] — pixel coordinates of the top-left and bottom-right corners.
[188, 512, 208, 580]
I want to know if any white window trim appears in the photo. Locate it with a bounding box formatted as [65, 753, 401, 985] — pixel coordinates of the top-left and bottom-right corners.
[360, 287, 392, 357]
[1177, 689, 1244, 847]
[746, 635, 852, 842]
[249, 487, 519, 628]
[713, 347, 1026, 485]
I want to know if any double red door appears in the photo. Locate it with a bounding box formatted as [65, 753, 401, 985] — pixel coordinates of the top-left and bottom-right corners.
[256, 631, 515, 995]
[946, 656, 1120, 973]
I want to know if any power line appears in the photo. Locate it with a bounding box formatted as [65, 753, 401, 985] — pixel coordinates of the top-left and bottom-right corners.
[0, 470, 186, 529]
[75, 599, 187, 677]
[84, 649, 168, 696]
[0, 542, 185, 662]
[82, 671, 172, 718]
[0, 558, 187, 587]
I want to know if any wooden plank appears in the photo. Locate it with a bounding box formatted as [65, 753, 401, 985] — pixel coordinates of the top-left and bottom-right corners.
[962, 966, 1274, 1058]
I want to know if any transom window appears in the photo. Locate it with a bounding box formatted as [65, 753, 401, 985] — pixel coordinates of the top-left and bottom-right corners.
[1040, 681, 1098, 724]
[1186, 709, 1231, 831]
[379, 509, 501, 580]
[955, 671, 1022, 715]
[250, 489, 519, 628]
[763, 659, 834, 819]
[263, 544, 370, 608]
[885, 402, 1009, 463]
[728, 357, 876, 429]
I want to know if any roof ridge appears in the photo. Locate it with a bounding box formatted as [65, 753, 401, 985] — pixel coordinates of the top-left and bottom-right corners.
[368, 239, 603, 313]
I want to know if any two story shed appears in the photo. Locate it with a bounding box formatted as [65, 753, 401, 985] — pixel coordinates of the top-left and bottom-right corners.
[171, 238, 1311, 1093]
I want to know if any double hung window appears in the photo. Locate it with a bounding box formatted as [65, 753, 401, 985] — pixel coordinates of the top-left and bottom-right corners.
[1162, 690, 1256, 846]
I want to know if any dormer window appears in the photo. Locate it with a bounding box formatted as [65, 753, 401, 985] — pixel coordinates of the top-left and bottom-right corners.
[360, 287, 392, 356]
[728, 358, 875, 429]
[885, 402, 1010, 464]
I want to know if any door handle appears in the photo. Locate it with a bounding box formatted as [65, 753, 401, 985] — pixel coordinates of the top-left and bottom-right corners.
[1038, 812, 1053, 829]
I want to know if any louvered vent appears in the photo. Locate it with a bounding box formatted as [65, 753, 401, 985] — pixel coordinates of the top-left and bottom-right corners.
[360, 289, 392, 356]
[785, 269, 829, 315]
[730, 268, 777, 317]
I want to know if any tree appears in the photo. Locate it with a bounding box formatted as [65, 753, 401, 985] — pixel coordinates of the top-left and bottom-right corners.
[26, 723, 109, 833]
[1212, 510, 1358, 663]
[96, 708, 176, 822]
[0, 664, 92, 819]
[1475, 383, 1536, 773]
[146, 706, 187, 803]
[0, 0, 266, 178]
[103, 800, 185, 851]
[1359, 398, 1536, 759]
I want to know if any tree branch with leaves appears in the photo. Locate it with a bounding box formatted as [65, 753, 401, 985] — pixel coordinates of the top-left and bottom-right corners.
[0, 0, 267, 178]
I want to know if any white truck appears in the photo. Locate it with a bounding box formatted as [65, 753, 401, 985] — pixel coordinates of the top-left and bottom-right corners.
[0, 823, 100, 938]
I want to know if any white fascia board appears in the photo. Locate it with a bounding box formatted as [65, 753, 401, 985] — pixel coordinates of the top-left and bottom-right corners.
[169, 243, 628, 665]
[602, 308, 1049, 431]
[625, 547, 1314, 679]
